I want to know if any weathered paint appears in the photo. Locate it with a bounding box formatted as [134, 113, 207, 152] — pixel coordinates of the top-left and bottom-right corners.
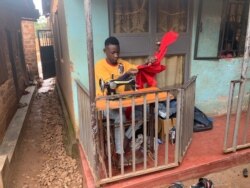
[63, 0, 109, 88]
[60, 0, 109, 134]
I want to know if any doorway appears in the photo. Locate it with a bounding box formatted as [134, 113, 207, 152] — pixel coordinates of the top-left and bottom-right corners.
[37, 30, 56, 80]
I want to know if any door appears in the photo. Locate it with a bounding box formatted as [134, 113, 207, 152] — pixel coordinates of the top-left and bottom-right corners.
[38, 30, 56, 79]
[109, 0, 193, 86]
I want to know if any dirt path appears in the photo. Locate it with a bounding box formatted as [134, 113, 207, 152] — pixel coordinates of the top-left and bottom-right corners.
[10, 79, 83, 188]
[181, 163, 250, 188]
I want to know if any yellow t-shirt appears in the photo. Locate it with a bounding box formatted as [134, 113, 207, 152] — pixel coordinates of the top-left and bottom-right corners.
[95, 58, 137, 96]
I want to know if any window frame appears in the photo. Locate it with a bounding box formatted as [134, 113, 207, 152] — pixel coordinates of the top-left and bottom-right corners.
[218, 0, 249, 58]
[194, 0, 249, 60]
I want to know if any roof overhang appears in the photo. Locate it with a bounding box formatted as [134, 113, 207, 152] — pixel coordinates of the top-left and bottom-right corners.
[0, 0, 40, 20]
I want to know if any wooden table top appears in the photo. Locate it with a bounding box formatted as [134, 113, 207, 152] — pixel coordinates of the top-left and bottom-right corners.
[96, 87, 173, 110]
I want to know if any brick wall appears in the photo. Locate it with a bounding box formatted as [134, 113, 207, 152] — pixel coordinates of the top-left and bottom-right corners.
[21, 20, 38, 80]
[0, 29, 18, 141]
[0, 9, 31, 141]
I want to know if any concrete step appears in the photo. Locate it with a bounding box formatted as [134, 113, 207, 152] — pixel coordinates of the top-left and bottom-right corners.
[0, 86, 36, 188]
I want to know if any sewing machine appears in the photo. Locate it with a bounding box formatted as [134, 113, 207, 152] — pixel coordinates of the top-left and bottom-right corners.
[99, 73, 136, 95]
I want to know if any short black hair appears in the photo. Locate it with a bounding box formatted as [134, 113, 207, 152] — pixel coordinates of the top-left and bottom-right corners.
[104, 36, 119, 46]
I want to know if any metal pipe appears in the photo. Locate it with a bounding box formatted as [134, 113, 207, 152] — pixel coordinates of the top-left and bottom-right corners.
[106, 101, 112, 178]
[165, 94, 170, 165]
[119, 98, 125, 174]
[143, 95, 147, 169]
[154, 93, 159, 167]
[132, 97, 136, 172]
[232, 81, 245, 152]
[224, 81, 235, 151]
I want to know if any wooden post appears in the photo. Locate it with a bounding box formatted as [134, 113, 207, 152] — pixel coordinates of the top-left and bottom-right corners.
[83, 0, 99, 183]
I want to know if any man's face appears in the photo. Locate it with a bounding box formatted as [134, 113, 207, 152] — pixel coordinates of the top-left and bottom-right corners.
[104, 44, 120, 65]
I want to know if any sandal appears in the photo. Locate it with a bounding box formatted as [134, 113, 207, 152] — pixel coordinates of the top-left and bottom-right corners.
[126, 150, 144, 165]
[243, 168, 248, 177]
[192, 178, 213, 188]
[116, 155, 131, 169]
[168, 182, 184, 188]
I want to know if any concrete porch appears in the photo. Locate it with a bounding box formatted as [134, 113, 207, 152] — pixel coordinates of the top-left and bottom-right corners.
[79, 114, 250, 188]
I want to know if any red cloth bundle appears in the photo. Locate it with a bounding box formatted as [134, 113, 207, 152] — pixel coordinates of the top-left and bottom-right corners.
[136, 31, 179, 89]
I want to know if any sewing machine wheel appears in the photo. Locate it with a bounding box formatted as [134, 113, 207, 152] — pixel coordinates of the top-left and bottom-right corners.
[99, 78, 105, 93]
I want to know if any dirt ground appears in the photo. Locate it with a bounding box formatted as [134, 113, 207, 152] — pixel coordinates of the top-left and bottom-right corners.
[10, 79, 83, 188]
[178, 163, 250, 188]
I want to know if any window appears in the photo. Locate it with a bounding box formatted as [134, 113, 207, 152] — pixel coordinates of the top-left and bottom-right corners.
[0, 30, 8, 85]
[194, 0, 249, 59]
[220, 0, 249, 58]
[156, 0, 188, 33]
[109, 0, 190, 57]
[112, 0, 149, 33]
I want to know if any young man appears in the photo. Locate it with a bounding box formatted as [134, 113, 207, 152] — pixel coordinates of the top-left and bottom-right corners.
[95, 36, 144, 166]
[95, 36, 138, 96]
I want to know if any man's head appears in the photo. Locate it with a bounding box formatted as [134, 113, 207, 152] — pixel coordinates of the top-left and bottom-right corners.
[104, 36, 120, 65]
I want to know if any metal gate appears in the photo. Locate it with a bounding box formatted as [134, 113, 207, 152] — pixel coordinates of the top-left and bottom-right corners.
[224, 79, 250, 153]
[224, 3, 250, 153]
[38, 30, 56, 79]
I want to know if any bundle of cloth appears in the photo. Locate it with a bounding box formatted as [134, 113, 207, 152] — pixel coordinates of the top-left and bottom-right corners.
[125, 31, 179, 121]
[136, 31, 179, 89]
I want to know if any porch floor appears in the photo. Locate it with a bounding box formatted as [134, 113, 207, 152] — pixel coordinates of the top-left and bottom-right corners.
[80, 114, 250, 188]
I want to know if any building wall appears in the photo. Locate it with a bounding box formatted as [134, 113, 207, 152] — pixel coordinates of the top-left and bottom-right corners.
[0, 35, 18, 141]
[21, 20, 38, 80]
[52, 0, 109, 137]
[190, 0, 243, 115]
[52, 0, 78, 135]
[0, 6, 25, 141]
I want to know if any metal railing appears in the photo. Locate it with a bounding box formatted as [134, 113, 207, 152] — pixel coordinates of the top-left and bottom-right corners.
[76, 80, 96, 176]
[224, 78, 250, 153]
[95, 76, 196, 185]
[179, 76, 196, 162]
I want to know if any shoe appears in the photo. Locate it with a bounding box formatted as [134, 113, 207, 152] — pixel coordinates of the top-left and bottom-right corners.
[130, 134, 143, 151]
[116, 154, 131, 168]
[124, 136, 131, 153]
[168, 182, 184, 188]
[135, 150, 144, 164]
[126, 150, 144, 165]
[192, 178, 213, 188]
[243, 168, 248, 177]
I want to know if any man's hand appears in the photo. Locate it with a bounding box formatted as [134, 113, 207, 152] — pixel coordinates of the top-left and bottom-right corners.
[145, 56, 157, 66]
[127, 68, 138, 75]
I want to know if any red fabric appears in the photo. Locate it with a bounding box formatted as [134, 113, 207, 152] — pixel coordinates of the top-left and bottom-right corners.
[136, 31, 179, 89]
[125, 107, 132, 121]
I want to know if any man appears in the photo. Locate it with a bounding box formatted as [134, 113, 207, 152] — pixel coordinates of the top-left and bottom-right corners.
[95, 36, 145, 166]
[95, 36, 138, 96]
